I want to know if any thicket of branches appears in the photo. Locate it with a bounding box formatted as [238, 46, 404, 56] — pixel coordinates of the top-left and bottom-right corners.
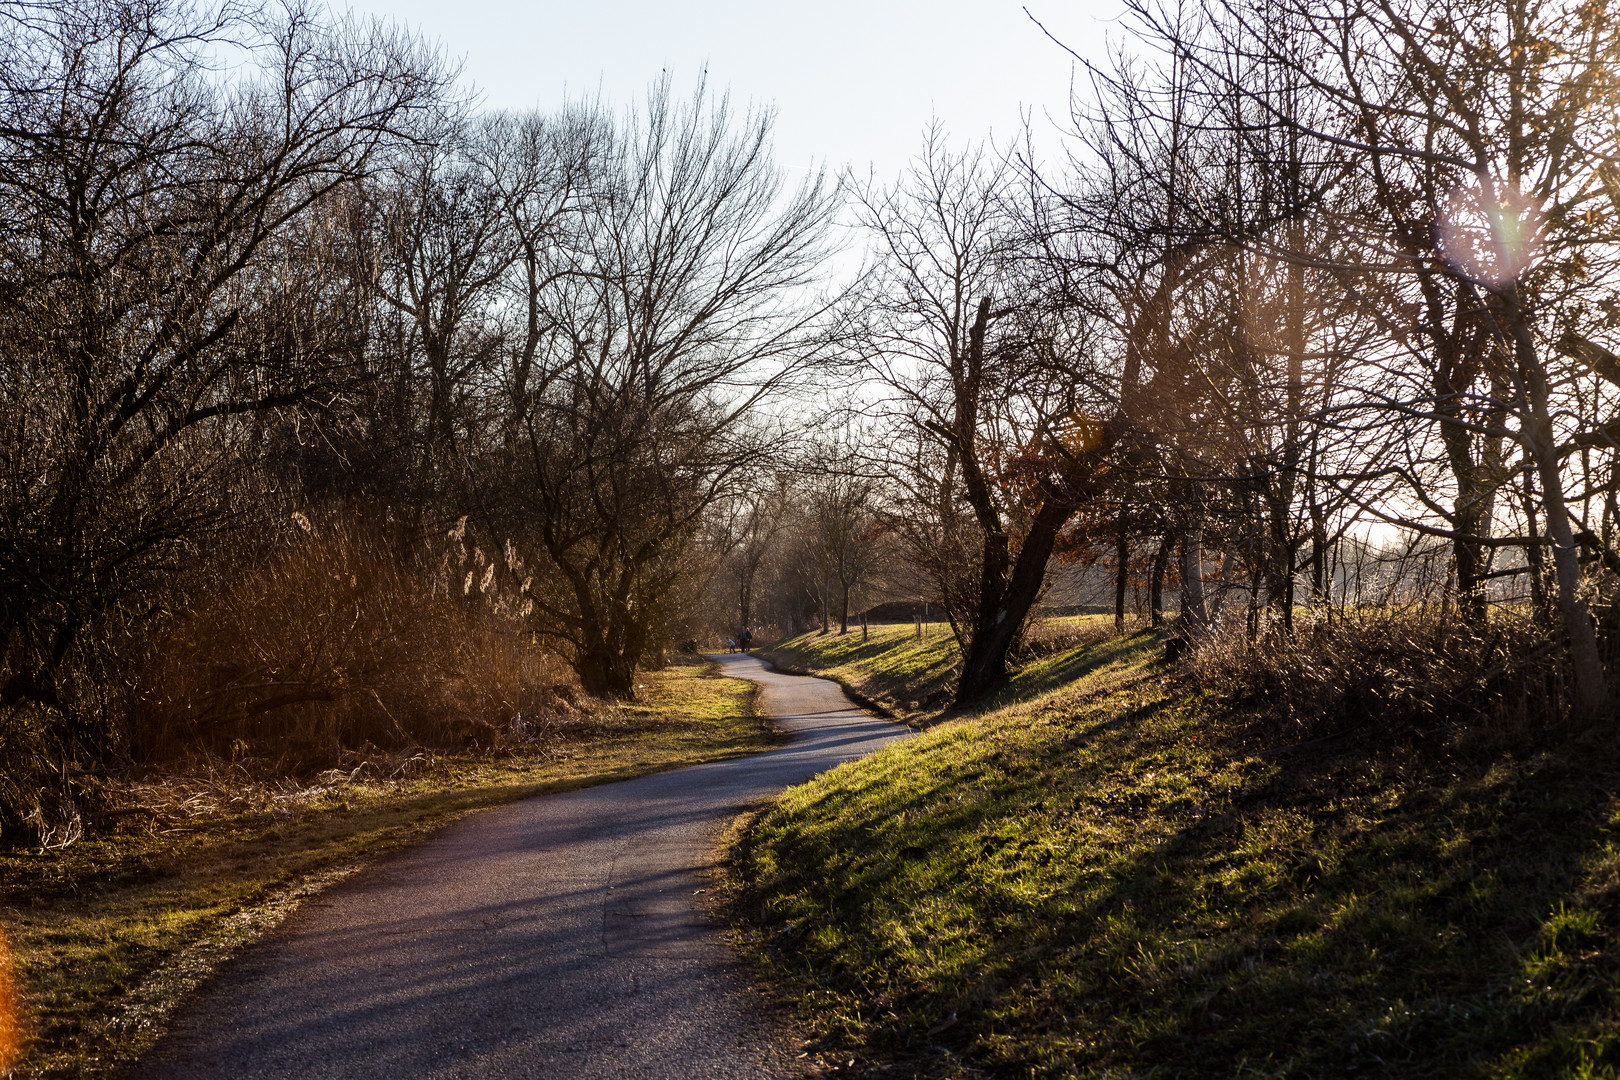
[0, 0, 841, 841]
[789, 0, 1620, 726]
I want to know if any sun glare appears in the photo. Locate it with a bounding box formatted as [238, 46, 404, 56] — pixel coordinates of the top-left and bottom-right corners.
[0, 927, 22, 1073]
[1437, 177, 1544, 289]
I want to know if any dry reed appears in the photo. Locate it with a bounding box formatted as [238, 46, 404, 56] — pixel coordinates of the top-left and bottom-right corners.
[131, 517, 576, 774]
[1189, 603, 1563, 745]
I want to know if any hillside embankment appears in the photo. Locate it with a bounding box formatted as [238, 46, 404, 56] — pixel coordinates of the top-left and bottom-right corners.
[734, 624, 1620, 1078]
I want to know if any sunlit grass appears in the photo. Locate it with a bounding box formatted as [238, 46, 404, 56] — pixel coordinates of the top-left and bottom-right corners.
[1, 658, 776, 1080]
[727, 631, 1620, 1078]
[760, 615, 1136, 722]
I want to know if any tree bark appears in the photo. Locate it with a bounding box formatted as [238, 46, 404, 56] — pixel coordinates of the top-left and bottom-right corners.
[1179, 505, 1208, 629]
[1150, 532, 1173, 628]
[1435, 359, 1506, 623]
[1520, 469, 1549, 622]
[576, 643, 638, 697]
[1114, 520, 1130, 632]
[1505, 289, 1607, 717]
[956, 496, 1077, 704]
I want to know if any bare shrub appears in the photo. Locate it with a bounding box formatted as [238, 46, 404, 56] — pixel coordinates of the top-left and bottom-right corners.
[1016, 617, 1128, 660]
[1190, 605, 1562, 744]
[132, 519, 571, 772]
[0, 703, 87, 846]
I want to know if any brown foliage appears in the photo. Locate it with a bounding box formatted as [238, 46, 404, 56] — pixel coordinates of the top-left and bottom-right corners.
[1190, 606, 1563, 745]
[132, 521, 569, 772]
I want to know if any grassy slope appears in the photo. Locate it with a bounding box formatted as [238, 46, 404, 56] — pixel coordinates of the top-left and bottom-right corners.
[4, 657, 775, 1080]
[758, 624, 961, 720]
[758, 619, 1120, 724]
[728, 632, 1620, 1078]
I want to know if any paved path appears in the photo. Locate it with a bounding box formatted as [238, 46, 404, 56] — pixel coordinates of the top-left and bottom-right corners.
[136, 654, 907, 1080]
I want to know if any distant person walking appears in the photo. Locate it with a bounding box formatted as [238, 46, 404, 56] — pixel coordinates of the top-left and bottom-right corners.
[740, 628, 753, 652]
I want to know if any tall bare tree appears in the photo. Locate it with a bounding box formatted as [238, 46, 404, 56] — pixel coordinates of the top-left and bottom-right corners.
[497, 78, 843, 695]
[859, 129, 1117, 703]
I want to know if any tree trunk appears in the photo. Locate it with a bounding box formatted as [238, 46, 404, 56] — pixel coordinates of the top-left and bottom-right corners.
[956, 497, 1076, 705]
[1521, 469, 1549, 622]
[1179, 521, 1208, 628]
[576, 641, 638, 697]
[1437, 398, 1504, 624]
[1265, 222, 1306, 633]
[1506, 290, 1607, 718]
[1451, 497, 1493, 623]
[1114, 520, 1130, 632]
[944, 294, 1118, 704]
[1150, 533, 1173, 628]
[1310, 506, 1329, 609]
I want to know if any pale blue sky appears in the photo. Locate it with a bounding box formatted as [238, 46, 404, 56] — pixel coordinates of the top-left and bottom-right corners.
[350, 1, 1127, 182]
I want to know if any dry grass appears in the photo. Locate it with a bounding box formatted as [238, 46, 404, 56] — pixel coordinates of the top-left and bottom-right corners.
[1189, 605, 1564, 746]
[1014, 613, 1127, 659]
[1, 516, 582, 846]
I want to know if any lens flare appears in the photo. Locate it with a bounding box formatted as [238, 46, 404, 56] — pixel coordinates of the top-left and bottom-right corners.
[1059, 411, 1105, 455]
[1437, 177, 1544, 289]
[0, 926, 21, 1073]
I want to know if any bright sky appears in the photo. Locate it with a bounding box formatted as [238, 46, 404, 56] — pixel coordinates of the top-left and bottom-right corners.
[348, 1, 1129, 184]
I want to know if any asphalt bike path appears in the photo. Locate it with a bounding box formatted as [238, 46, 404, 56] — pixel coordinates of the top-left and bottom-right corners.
[135, 653, 909, 1080]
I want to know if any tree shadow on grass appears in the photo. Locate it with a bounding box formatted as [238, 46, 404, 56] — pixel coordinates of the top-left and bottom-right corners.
[1004, 630, 1162, 701]
[933, 732, 1620, 1079]
[739, 679, 1620, 1080]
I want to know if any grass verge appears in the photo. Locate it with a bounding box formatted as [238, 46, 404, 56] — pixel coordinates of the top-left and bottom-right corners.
[724, 632, 1620, 1078]
[3, 656, 775, 1080]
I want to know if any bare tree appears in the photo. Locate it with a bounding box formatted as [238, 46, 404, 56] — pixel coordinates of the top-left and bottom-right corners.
[802, 438, 886, 634]
[497, 78, 843, 695]
[1035, 0, 1620, 716]
[347, 104, 604, 534]
[1191, 0, 1620, 714]
[359, 113, 518, 508]
[0, 0, 449, 788]
[711, 480, 790, 638]
[858, 128, 1118, 703]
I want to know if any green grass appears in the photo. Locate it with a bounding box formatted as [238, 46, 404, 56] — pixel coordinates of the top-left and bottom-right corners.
[760, 624, 962, 720]
[725, 631, 1620, 1078]
[3, 657, 778, 1080]
[759, 615, 1129, 723]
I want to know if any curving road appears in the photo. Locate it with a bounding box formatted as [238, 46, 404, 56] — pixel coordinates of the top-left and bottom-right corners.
[135, 654, 908, 1080]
